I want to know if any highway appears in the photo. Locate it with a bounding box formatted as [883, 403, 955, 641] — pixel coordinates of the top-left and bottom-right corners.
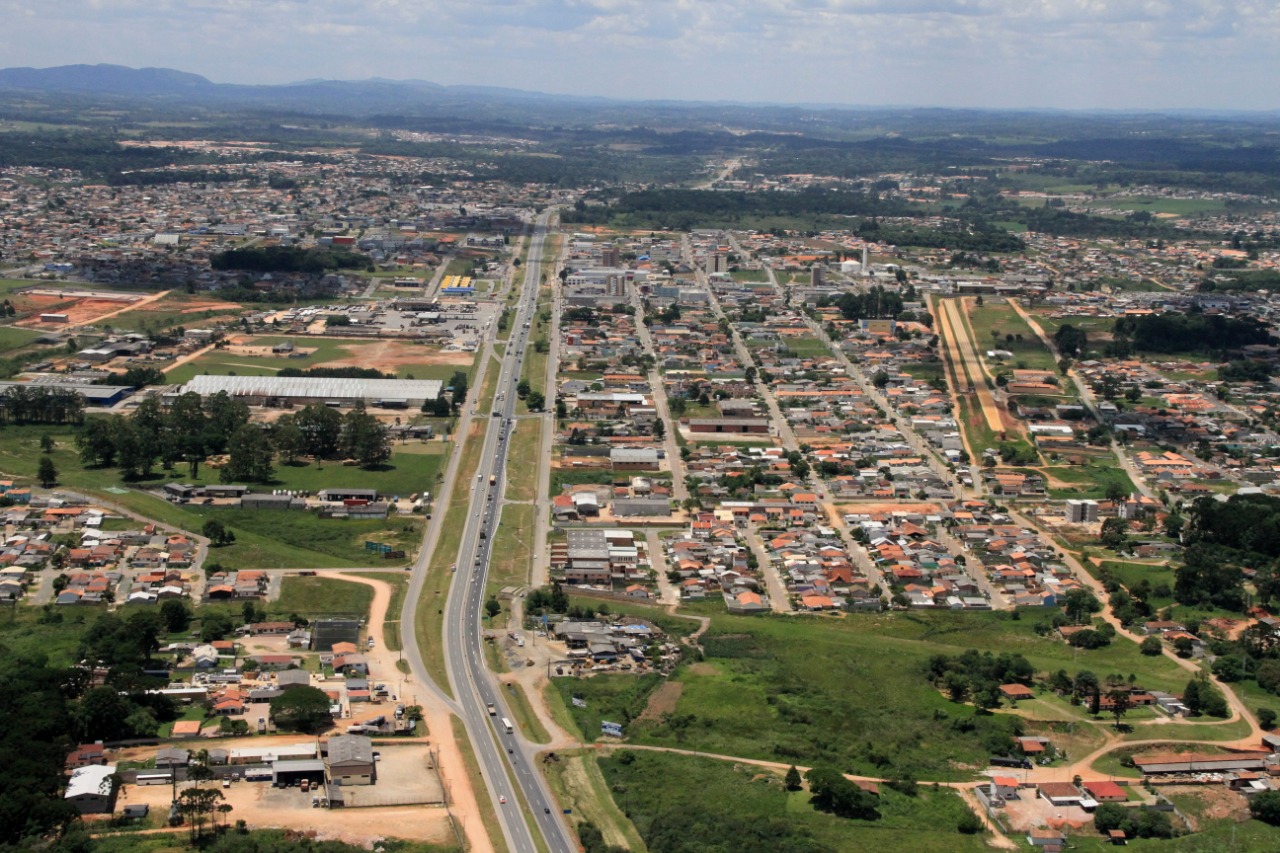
[440, 211, 576, 853]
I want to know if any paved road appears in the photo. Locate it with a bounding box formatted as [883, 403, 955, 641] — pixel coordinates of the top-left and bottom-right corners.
[440, 211, 577, 853]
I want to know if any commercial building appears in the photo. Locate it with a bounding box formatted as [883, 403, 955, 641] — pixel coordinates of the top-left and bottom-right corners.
[179, 375, 443, 408]
[325, 734, 376, 785]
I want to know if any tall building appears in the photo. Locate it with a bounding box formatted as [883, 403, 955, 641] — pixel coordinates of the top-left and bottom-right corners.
[707, 253, 727, 274]
[810, 266, 824, 287]
[600, 245, 622, 267]
[1065, 499, 1099, 524]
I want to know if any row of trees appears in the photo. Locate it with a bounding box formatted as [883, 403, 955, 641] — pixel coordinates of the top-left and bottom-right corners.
[0, 385, 84, 425]
[77, 392, 392, 482]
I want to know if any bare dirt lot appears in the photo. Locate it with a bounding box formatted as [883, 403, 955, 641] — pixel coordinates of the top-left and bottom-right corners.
[636, 682, 683, 723]
[1160, 784, 1250, 829]
[16, 295, 147, 327]
[115, 780, 456, 846]
[322, 338, 473, 373]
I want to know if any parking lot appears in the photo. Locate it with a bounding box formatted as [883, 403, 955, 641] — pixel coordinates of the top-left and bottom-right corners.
[114, 742, 450, 845]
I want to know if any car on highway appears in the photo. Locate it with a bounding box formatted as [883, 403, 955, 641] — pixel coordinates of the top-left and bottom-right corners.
[499, 795, 507, 804]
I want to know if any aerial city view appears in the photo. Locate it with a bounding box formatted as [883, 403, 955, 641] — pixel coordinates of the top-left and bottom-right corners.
[6, 3, 1280, 853]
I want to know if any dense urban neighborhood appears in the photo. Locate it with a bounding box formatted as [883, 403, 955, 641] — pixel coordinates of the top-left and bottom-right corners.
[7, 68, 1280, 853]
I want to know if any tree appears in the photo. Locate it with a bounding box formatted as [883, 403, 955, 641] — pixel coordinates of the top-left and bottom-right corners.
[1251, 790, 1280, 825]
[222, 423, 275, 483]
[160, 600, 191, 633]
[1099, 516, 1130, 552]
[40, 433, 54, 454]
[37, 456, 57, 488]
[1061, 588, 1102, 624]
[272, 414, 307, 464]
[294, 403, 343, 459]
[957, 811, 984, 834]
[200, 611, 234, 642]
[449, 371, 469, 410]
[806, 766, 880, 820]
[784, 765, 802, 791]
[652, 418, 666, 440]
[1140, 636, 1163, 656]
[269, 685, 334, 733]
[340, 402, 391, 468]
[1106, 689, 1131, 728]
[202, 519, 236, 548]
[526, 390, 546, 412]
[485, 598, 501, 618]
[1258, 708, 1277, 730]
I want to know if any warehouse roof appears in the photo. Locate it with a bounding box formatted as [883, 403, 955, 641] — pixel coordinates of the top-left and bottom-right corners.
[181, 375, 443, 402]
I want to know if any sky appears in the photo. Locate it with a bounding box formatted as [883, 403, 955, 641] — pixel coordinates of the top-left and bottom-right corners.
[0, 0, 1276, 111]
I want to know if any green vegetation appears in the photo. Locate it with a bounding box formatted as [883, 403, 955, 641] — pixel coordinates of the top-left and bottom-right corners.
[967, 301, 1058, 372]
[1043, 463, 1137, 500]
[597, 750, 989, 853]
[211, 245, 370, 273]
[557, 608, 1196, 781]
[275, 575, 375, 617]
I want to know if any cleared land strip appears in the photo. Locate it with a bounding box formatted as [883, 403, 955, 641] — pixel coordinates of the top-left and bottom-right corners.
[937, 297, 1004, 434]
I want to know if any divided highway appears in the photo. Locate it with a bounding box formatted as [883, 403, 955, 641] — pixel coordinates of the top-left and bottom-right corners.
[441, 212, 576, 853]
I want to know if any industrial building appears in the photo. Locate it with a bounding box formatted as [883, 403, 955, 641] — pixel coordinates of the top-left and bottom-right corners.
[179, 375, 443, 409]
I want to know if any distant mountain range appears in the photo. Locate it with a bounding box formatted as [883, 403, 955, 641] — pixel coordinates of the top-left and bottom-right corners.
[0, 63, 638, 112]
[1, 63, 1277, 142]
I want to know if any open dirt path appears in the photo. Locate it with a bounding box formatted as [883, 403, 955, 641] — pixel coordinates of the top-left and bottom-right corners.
[328, 571, 490, 853]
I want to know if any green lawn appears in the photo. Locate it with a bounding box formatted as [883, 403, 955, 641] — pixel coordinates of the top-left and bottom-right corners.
[274, 575, 375, 618]
[0, 603, 108, 668]
[967, 301, 1058, 372]
[555, 607, 1200, 782]
[0, 324, 44, 355]
[183, 505, 423, 569]
[1042, 463, 1137, 500]
[0, 424, 445, 503]
[598, 750, 990, 853]
[781, 337, 833, 359]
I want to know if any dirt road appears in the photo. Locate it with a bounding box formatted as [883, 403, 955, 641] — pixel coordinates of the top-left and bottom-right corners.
[328, 572, 491, 853]
[937, 296, 1006, 436]
[81, 288, 172, 327]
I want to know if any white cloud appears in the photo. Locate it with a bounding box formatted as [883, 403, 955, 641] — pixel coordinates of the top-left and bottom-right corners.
[0, 0, 1277, 108]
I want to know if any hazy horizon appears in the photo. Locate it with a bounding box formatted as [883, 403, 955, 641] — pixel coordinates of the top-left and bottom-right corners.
[0, 1, 1274, 112]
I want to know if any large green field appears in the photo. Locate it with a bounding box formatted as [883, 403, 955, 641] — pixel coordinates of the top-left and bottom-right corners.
[597, 750, 990, 853]
[555, 608, 1198, 782]
[275, 574, 375, 618]
[966, 300, 1058, 373]
[0, 425, 446, 499]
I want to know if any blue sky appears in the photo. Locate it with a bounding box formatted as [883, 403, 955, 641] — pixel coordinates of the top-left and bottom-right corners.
[0, 0, 1274, 110]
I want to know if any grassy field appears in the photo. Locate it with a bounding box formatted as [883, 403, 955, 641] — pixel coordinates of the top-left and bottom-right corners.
[781, 336, 833, 359]
[554, 607, 1200, 781]
[1041, 462, 1137, 500]
[275, 575, 375, 618]
[0, 425, 446, 502]
[95, 292, 248, 334]
[545, 750, 648, 851]
[1098, 560, 1176, 607]
[416, 419, 489, 696]
[597, 750, 991, 853]
[967, 301, 1058, 372]
[0, 324, 44, 354]
[0, 602, 109, 667]
[487, 503, 536, 597]
[183, 505, 423, 569]
[505, 421, 541, 503]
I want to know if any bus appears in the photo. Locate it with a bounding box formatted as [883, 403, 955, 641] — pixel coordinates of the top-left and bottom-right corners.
[500, 717, 514, 734]
[136, 772, 174, 786]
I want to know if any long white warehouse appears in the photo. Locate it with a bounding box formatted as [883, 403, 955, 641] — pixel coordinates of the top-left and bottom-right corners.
[179, 374, 444, 408]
